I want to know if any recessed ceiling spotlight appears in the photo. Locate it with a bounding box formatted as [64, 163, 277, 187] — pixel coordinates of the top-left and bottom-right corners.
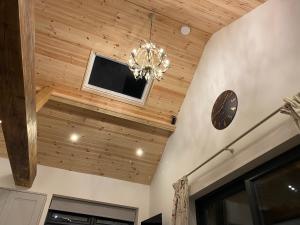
[181, 25, 191, 35]
[70, 133, 80, 142]
[136, 148, 144, 157]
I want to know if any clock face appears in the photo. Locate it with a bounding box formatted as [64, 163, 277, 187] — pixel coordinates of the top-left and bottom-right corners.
[211, 90, 238, 130]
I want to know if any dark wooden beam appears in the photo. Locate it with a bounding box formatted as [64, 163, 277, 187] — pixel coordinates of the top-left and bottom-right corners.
[0, 0, 37, 187]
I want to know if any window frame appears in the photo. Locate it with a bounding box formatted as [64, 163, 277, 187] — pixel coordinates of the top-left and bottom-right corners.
[44, 210, 134, 225]
[82, 51, 153, 106]
[45, 210, 92, 225]
[196, 144, 300, 225]
[196, 181, 250, 225]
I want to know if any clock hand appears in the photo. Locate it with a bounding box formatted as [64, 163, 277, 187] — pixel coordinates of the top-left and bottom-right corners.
[212, 93, 230, 119]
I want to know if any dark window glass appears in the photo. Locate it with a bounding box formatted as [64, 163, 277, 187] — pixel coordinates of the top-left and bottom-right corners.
[223, 191, 253, 225]
[141, 213, 162, 225]
[252, 159, 300, 225]
[196, 145, 300, 225]
[44, 210, 134, 225]
[95, 219, 132, 225]
[46, 211, 90, 225]
[202, 202, 221, 225]
[196, 189, 252, 225]
[51, 212, 89, 223]
[88, 56, 147, 99]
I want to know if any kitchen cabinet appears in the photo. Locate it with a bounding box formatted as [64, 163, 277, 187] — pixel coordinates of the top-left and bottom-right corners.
[0, 187, 46, 225]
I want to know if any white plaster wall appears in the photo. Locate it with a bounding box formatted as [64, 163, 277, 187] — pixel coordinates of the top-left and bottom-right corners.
[149, 0, 300, 224]
[0, 158, 150, 225]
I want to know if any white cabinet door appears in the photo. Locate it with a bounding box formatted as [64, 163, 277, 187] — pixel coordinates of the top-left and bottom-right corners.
[0, 188, 46, 225]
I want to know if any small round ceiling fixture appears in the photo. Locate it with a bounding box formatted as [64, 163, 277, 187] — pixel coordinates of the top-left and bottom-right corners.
[181, 25, 191, 35]
[136, 148, 144, 157]
[70, 133, 80, 142]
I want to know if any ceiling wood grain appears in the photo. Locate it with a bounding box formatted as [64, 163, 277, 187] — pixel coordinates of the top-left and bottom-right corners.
[35, 0, 210, 127]
[1, 0, 265, 184]
[130, 0, 266, 33]
[1, 100, 169, 184]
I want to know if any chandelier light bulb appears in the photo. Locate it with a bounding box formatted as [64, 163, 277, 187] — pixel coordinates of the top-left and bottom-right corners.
[163, 59, 170, 67]
[159, 48, 164, 54]
[131, 48, 137, 56]
[128, 59, 134, 67]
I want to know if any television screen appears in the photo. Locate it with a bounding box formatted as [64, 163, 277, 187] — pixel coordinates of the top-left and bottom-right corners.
[141, 214, 162, 225]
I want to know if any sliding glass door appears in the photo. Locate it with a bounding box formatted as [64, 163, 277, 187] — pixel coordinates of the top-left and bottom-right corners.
[246, 158, 300, 225]
[196, 144, 300, 225]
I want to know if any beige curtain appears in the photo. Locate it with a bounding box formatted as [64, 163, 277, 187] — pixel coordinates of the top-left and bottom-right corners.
[281, 93, 300, 129]
[172, 176, 189, 225]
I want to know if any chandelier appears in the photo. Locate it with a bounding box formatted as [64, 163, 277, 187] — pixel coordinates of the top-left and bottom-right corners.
[128, 14, 170, 81]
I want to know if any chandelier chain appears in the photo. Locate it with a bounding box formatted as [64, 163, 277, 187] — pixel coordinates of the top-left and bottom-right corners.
[128, 13, 170, 81]
[149, 13, 153, 41]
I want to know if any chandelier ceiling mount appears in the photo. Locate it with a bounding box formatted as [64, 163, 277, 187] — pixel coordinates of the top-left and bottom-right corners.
[128, 13, 170, 81]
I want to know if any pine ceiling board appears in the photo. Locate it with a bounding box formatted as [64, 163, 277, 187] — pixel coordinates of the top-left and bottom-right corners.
[130, 0, 267, 33]
[37, 155, 152, 184]
[36, 81, 179, 124]
[35, 32, 89, 68]
[37, 118, 165, 157]
[38, 104, 167, 184]
[38, 102, 167, 155]
[35, 101, 167, 184]
[38, 141, 158, 172]
[34, 0, 264, 127]
[34, 0, 209, 126]
[37, 152, 153, 184]
[26, 0, 265, 184]
[206, 0, 266, 16]
[44, 101, 171, 138]
[0, 101, 167, 184]
[37, 141, 158, 172]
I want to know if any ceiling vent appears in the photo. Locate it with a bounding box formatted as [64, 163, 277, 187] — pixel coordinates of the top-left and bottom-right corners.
[82, 51, 153, 105]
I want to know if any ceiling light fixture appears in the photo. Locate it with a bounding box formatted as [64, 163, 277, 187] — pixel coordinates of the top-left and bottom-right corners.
[181, 25, 191, 35]
[70, 133, 80, 142]
[0, 120, 2, 124]
[136, 148, 144, 157]
[128, 13, 170, 81]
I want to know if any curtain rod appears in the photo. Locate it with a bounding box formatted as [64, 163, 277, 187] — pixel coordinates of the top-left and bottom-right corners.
[186, 106, 283, 177]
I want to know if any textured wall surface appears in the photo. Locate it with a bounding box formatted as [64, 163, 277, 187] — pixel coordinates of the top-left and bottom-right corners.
[0, 158, 150, 225]
[149, 0, 300, 224]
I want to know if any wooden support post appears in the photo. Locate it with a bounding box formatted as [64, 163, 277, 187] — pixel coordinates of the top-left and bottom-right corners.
[36, 87, 53, 112]
[0, 0, 37, 187]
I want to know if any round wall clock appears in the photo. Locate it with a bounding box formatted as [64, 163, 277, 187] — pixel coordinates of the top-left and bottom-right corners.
[211, 90, 238, 130]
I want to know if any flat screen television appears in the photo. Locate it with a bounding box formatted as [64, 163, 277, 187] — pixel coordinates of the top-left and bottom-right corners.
[141, 214, 162, 225]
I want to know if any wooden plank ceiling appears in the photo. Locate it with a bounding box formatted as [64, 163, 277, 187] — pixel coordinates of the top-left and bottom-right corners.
[0, 0, 265, 184]
[0, 101, 169, 184]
